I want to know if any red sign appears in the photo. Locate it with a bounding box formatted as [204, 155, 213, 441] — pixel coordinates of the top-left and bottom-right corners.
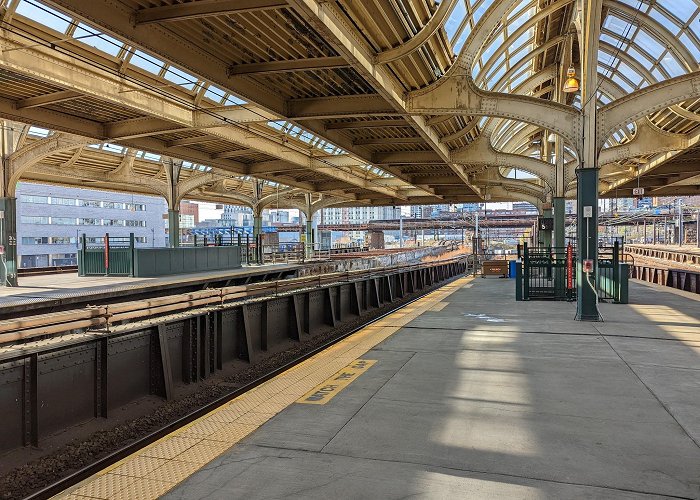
[566, 243, 573, 290]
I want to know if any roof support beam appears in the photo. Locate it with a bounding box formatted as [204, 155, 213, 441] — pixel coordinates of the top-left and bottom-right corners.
[374, 0, 457, 64]
[372, 151, 442, 164]
[285, 0, 477, 194]
[16, 90, 82, 109]
[324, 119, 409, 130]
[599, 73, 700, 145]
[451, 136, 556, 187]
[287, 94, 396, 120]
[407, 74, 581, 146]
[134, 0, 287, 25]
[46, 0, 286, 113]
[166, 135, 220, 148]
[229, 56, 349, 75]
[353, 137, 424, 146]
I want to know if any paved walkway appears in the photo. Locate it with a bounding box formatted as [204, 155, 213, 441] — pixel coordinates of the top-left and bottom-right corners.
[55, 277, 700, 499]
[0, 263, 301, 312]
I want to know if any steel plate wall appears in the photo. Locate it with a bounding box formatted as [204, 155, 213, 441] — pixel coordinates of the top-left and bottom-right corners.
[0, 259, 466, 453]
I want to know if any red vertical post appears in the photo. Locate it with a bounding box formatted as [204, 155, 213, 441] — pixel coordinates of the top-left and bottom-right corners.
[566, 243, 573, 293]
[104, 233, 110, 275]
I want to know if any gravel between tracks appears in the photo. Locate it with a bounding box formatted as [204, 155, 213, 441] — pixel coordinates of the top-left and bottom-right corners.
[0, 279, 453, 500]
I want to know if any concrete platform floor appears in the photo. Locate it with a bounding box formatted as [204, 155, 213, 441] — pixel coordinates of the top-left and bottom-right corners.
[0, 263, 301, 312]
[165, 278, 700, 499]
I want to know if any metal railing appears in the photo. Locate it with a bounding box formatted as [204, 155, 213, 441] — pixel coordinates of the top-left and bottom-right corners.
[78, 233, 135, 277]
[1, 256, 468, 345]
[517, 241, 628, 303]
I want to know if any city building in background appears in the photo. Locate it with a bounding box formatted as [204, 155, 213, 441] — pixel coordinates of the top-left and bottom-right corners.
[16, 183, 167, 268]
[179, 201, 199, 228]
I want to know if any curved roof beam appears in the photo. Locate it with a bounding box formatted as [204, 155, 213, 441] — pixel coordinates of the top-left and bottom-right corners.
[599, 42, 656, 85]
[481, 65, 558, 139]
[599, 73, 700, 145]
[486, 185, 546, 212]
[7, 132, 90, 195]
[487, 36, 566, 93]
[454, 0, 517, 71]
[604, 0, 696, 72]
[599, 118, 689, 165]
[475, 1, 572, 87]
[374, 0, 458, 65]
[460, 66, 560, 156]
[670, 105, 700, 122]
[451, 135, 555, 188]
[407, 74, 580, 145]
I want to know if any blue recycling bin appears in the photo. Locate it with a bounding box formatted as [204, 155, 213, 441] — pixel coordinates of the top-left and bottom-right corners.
[509, 259, 518, 279]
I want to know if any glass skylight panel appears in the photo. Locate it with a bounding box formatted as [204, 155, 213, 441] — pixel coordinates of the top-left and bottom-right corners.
[611, 73, 634, 93]
[660, 53, 685, 77]
[444, 1, 467, 40]
[649, 7, 681, 35]
[28, 126, 50, 137]
[203, 85, 227, 104]
[130, 50, 165, 75]
[72, 23, 122, 56]
[603, 15, 634, 43]
[471, 0, 493, 27]
[634, 30, 664, 59]
[223, 94, 246, 106]
[451, 24, 470, 54]
[163, 66, 198, 90]
[625, 46, 653, 68]
[656, 0, 696, 26]
[17, 0, 71, 33]
[102, 143, 124, 153]
[142, 152, 161, 161]
[680, 33, 700, 63]
[481, 34, 503, 66]
[617, 62, 643, 85]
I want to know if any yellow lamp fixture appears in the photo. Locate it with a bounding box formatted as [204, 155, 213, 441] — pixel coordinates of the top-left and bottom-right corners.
[563, 65, 580, 93]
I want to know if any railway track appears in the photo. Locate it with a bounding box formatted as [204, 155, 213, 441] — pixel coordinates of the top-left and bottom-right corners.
[1, 259, 461, 345]
[0, 258, 466, 499]
[15, 269, 464, 500]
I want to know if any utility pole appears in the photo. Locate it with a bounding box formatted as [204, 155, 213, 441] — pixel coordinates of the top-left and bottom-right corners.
[678, 198, 683, 247]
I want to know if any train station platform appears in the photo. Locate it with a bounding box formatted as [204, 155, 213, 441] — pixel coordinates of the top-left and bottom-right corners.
[0, 263, 303, 316]
[56, 277, 700, 499]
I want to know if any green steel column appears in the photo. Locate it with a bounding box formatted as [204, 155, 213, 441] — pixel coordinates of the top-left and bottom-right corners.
[305, 220, 313, 256]
[541, 208, 553, 247]
[253, 214, 263, 264]
[253, 214, 263, 240]
[553, 197, 566, 247]
[0, 197, 17, 286]
[576, 167, 602, 321]
[168, 209, 180, 248]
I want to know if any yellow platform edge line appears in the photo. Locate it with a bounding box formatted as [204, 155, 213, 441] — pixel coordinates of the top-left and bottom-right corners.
[54, 275, 473, 500]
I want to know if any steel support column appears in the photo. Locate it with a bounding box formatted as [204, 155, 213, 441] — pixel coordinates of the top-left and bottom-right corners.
[553, 197, 566, 247]
[541, 207, 553, 247]
[576, 167, 601, 320]
[168, 209, 180, 248]
[0, 197, 17, 286]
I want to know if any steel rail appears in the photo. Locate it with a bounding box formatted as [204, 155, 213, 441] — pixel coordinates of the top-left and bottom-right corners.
[1, 257, 466, 345]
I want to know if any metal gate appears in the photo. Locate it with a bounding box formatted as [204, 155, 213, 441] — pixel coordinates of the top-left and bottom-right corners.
[518, 241, 628, 302]
[522, 243, 575, 300]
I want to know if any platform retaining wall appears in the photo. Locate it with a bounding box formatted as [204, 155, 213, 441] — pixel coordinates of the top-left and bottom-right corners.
[0, 259, 465, 453]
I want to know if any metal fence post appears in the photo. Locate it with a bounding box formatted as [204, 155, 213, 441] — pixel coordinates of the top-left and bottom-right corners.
[523, 242, 529, 300]
[104, 232, 110, 276]
[129, 232, 135, 277]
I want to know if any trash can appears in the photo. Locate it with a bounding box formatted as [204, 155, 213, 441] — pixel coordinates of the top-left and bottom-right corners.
[509, 259, 518, 279]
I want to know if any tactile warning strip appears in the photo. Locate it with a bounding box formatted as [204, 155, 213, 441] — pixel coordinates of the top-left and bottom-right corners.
[52, 276, 472, 499]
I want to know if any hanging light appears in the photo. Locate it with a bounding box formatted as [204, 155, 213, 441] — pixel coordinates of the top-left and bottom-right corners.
[563, 65, 580, 93]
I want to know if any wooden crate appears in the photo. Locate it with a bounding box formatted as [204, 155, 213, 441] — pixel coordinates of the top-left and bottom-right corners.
[482, 260, 508, 277]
